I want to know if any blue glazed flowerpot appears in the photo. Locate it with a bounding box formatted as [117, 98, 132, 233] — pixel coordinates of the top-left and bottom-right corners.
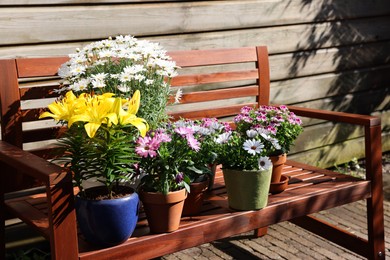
[75, 187, 139, 247]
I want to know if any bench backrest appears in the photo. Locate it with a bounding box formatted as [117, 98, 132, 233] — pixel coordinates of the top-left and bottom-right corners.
[0, 46, 270, 192]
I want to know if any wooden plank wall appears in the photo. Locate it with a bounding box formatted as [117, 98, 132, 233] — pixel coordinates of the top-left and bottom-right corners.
[0, 0, 389, 168]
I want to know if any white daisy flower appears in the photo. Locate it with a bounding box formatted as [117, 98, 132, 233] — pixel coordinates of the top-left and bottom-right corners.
[243, 139, 264, 155]
[215, 132, 231, 144]
[258, 156, 272, 170]
[246, 129, 258, 138]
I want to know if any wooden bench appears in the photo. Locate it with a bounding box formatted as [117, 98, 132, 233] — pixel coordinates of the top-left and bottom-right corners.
[1, 46, 385, 259]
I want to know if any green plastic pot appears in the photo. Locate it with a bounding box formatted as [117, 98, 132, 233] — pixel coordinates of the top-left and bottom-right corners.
[222, 167, 272, 210]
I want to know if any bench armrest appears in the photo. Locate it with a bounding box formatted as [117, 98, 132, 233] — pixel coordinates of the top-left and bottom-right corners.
[285, 105, 381, 126]
[283, 105, 382, 187]
[0, 141, 78, 259]
[0, 141, 71, 186]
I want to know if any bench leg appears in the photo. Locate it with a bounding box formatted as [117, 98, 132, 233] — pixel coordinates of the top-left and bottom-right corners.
[365, 124, 385, 259]
[1, 178, 4, 259]
[46, 173, 79, 260]
[254, 227, 268, 237]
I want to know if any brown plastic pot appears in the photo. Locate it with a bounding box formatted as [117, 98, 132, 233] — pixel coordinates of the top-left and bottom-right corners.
[140, 188, 187, 233]
[182, 179, 209, 216]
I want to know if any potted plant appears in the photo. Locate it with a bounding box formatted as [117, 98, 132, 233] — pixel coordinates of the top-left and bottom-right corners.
[57, 35, 179, 129]
[135, 121, 204, 232]
[174, 118, 232, 216]
[214, 114, 282, 210]
[39, 90, 148, 246]
[234, 105, 303, 187]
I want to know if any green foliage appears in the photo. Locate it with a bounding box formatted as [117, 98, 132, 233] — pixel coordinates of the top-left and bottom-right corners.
[57, 124, 139, 199]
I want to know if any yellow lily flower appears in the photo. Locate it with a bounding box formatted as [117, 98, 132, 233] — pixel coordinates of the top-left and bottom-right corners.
[126, 89, 140, 115]
[69, 94, 118, 138]
[113, 90, 149, 137]
[39, 91, 78, 122]
[40, 90, 148, 138]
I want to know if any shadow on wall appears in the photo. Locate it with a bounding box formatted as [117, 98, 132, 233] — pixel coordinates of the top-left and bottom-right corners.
[285, 0, 390, 166]
[288, 0, 389, 115]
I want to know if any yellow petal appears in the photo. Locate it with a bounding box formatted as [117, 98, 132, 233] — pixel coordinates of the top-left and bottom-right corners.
[84, 122, 101, 138]
[127, 117, 149, 137]
[106, 112, 118, 125]
[39, 111, 58, 120]
[127, 90, 140, 115]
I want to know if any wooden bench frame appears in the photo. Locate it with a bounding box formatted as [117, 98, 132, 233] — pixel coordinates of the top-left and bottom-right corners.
[0, 46, 385, 259]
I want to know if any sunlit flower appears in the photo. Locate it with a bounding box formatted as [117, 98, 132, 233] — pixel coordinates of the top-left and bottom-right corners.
[215, 132, 231, 144]
[258, 156, 272, 170]
[243, 139, 264, 155]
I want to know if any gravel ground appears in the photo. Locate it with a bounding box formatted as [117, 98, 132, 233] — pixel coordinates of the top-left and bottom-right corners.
[330, 152, 390, 199]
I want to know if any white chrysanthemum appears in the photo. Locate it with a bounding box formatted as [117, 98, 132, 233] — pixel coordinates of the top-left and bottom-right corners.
[94, 59, 107, 66]
[76, 78, 90, 91]
[134, 74, 146, 81]
[117, 84, 131, 93]
[58, 63, 72, 78]
[110, 74, 120, 79]
[119, 71, 133, 82]
[258, 156, 272, 170]
[174, 88, 183, 104]
[123, 65, 145, 75]
[71, 55, 87, 64]
[145, 79, 154, 85]
[70, 64, 86, 76]
[92, 79, 106, 89]
[243, 139, 264, 155]
[91, 73, 108, 81]
[98, 49, 115, 58]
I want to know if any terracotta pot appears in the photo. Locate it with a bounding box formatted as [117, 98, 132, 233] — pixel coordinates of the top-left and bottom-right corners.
[222, 167, 272, 211]
[270, 174, 289, 194]
[270, 153, 287, 183]
[182, 179, 209, 216]
[140, 188, 187, 233]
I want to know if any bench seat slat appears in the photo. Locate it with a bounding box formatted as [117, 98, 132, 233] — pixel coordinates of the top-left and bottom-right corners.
[5, 200, 50, 239]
